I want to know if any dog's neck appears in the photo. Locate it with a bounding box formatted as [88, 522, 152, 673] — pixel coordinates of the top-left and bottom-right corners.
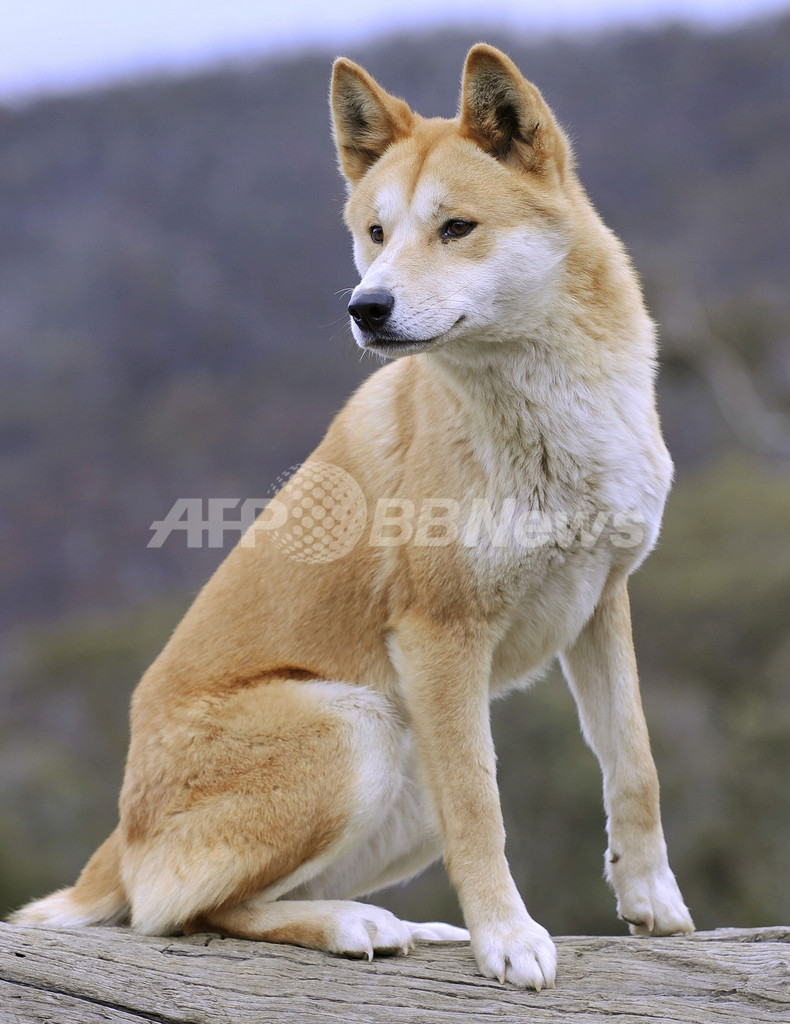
[417, 322, 665, 512]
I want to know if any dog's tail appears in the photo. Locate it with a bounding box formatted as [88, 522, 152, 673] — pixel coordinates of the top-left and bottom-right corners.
[10, 828, 129, 927]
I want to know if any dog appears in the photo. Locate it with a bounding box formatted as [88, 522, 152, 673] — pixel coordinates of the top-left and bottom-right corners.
[12, 45, 694, 990]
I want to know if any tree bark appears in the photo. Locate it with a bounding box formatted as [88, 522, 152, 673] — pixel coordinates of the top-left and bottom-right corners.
[1, 923, 788, 1023]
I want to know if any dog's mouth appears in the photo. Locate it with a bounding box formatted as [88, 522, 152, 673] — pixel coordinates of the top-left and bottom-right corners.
[357, 317, 466, 358]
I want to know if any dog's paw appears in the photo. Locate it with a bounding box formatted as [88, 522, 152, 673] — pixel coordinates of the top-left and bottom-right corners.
[405, 920, 471, 942]
[610, 858, 694, 936]
[330, 903, 414, 960]
[471, 918, 556, 990]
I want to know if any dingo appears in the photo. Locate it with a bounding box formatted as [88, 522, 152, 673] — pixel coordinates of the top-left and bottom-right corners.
[13, 45, 693, 989]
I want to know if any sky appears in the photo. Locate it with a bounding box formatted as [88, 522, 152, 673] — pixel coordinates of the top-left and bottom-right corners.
[1, 0, 788, 103]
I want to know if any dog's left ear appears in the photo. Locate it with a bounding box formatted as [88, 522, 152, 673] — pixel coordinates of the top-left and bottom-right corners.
[459, 45, 570, 180]
[331, 59, 414, 184]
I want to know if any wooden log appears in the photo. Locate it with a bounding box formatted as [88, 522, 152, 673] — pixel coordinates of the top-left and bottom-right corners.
[1, 923, 788, 1023]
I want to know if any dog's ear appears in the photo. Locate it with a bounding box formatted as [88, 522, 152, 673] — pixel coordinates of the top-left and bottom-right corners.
[459, 45, 570, 180]
[331, 59, 414, 184]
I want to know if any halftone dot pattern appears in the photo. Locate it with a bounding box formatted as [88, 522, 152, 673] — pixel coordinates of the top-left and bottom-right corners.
[270, 461, 367, 563]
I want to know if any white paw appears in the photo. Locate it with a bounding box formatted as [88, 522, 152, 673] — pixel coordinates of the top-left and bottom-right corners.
[471, 918, 556, 990]
[609, 857, 694, 936]
[404, 920, 471, 942]
[330, 903, 414, 960]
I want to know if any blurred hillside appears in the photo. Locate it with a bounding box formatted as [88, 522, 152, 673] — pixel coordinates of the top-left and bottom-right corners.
[1, 16, 789, 932]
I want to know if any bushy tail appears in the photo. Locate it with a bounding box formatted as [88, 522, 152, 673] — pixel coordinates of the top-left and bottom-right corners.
[10, 829, 128, 927]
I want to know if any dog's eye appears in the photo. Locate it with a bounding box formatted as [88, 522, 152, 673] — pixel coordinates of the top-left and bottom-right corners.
[441, 219, 477, 241]
[369, 224, 384, 244]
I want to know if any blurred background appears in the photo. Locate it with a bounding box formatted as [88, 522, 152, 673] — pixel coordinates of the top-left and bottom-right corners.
[1, 0, 789, 935]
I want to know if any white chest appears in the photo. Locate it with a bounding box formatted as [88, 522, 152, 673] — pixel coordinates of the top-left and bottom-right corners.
[457, 412, 670, 691]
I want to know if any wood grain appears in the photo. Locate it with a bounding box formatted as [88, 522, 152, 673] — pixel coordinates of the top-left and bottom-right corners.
[1, 924, 788, 1023]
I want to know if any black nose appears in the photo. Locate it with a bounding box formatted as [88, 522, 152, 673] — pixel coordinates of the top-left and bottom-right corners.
[348, 289, 394, 333]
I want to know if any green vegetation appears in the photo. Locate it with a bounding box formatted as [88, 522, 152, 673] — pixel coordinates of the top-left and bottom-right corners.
[1, 15, 789, 932]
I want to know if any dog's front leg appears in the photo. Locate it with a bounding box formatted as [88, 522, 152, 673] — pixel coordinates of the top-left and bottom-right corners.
[392, 613, 556, 990]
[560, 577, 694, 936]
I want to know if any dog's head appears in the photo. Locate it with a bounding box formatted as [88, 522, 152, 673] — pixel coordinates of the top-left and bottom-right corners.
[330, 45, 578, 362]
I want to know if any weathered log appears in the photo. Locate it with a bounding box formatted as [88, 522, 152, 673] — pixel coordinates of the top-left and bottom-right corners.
[1, 923, 788, 1023]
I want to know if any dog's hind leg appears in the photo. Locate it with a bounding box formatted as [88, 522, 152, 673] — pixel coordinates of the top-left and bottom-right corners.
[560, 577, 694, 936]
[120, 677, 462, 954]
[188, 896, 416, 959]
[189, 896, 469, 957]
[278, 755, 471, 947]
[120, 679, 403, 935]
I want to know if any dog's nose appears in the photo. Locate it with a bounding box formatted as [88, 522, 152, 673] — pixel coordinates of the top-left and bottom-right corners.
[348, 289, 395, 333]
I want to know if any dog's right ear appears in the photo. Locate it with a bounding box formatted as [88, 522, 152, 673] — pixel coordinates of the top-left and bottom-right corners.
[330, 59, 414, 184]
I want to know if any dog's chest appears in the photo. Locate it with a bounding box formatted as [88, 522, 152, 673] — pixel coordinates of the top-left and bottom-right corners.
[455, 410, 667, 684]
[460, 477, 613, 676]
